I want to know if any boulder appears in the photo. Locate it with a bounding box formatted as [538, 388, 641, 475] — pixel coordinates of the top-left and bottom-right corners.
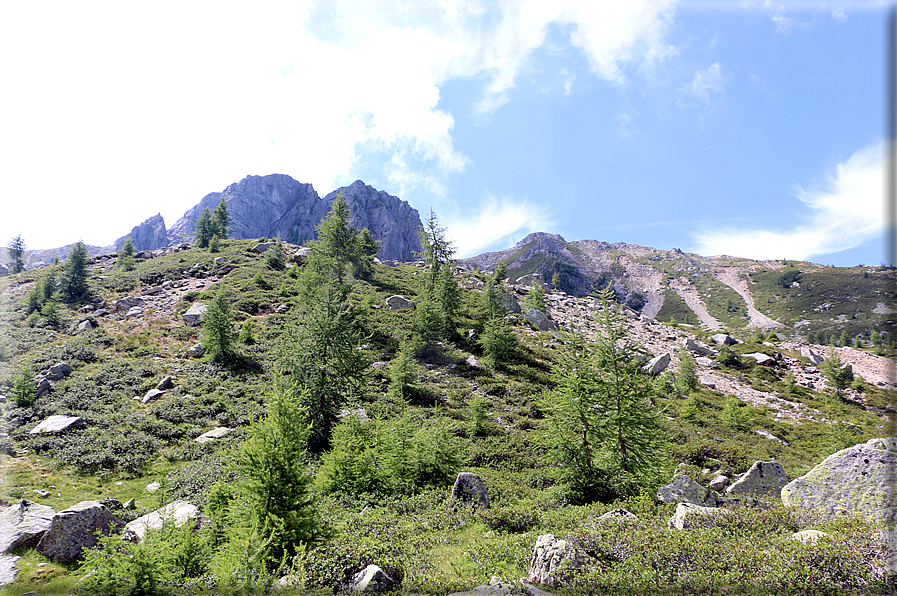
[112, 296, 144, 313]
[348, 564, 398, 594]
[251, 242, 275, 253]
[800, 347, 825, 365]
[35, 377, 51, 399]
[185, 343, 205, 358]
[527, 534, 592, 587]
[452, 472, 489, 509]
[122, 501, 201, 543]
[145, 482, 162, 493]
[142, 286, 164, 296]
[36, 501, 125, 563]
[668, 502, 734, 530]
[0, 500, 55, 553]
[214, 257, 225, 265]
[183, 303, 208, 326]
[29, 415, 86, 435]
[684, 338, 715, 356]
[708, 475, 730, 491]
[448, 576, 554, 596]
[524, 309, 556, 331]
[656, 475, 718, 507]
[781, 438, 897, 524]
[711, 334, 738, 346]
[156, 376, 175, 391]
[641, 353, 670, 376]
[125, 306, 144, 318]
[291, 247, 313, 264]
[726, 461, 788, 497]
[74, 319, 96, 334]
[498, 292, 522, 314]
[0, 555, 18, 586]
[743, 352, 776, 367]
[385, 295, 414, 310]
[195, 427, 232, 443]
[45, 362, 73, 381]
[141, 389, 167, 404]
[596, 508, 638, 523]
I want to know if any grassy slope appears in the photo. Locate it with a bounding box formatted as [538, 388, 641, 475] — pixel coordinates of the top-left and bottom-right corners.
[0, 241, 893, 594]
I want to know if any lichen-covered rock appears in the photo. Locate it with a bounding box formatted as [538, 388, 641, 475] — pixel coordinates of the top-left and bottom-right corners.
[596, 508, 638, 522]
[726, 461, 788, 497]
[385, 295, 414, 310]
[641, 353, 670, 376]
[195, 427, 232, 443]
[498, 292, 522, 314]
[656, 475, 718, 507]
[524, 309, 556, 331]
[36, 501, 125, 562]
[0, 500, 55, 554]
[183, 303, 208, 326]
[45, 362, 73, 381]
[452, 472, 489, 509]
[668, 502, 734, 530]
[781, 438, 897, 524]
[527, 534, 592, 587]
[348, 564, 398, 594]
[0, 555, 19, 586]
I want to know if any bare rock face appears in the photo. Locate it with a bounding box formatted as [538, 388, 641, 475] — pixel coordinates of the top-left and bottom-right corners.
[452, 472, 489, 509]
[0, 500, 55, 554]
[114, 214, 168, 252]
[29, 415, 86, 435]
[528, 534, 592, 587]
[36, 501, 125, 562]
[324, 180, 423, 263]
[781, 437, 897, 524]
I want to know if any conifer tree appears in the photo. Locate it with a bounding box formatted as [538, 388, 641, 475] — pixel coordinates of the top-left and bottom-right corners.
[194, 208, 214, 248]
[414, 209, 459, 338]
[203, 288, 236, 362]
[118, 237, 136, 271]
[302, 193, 374, 292]
[6, 235, 26, 274]
[213, 198, 230, 239]
[523, 279, 546, 312]
[60, 241, 89, 303]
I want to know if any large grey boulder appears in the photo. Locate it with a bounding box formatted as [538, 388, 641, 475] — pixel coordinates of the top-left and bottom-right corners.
[684, 338, 715, 356]
[0, 500, 55, 553]
[524, 309, 556, 331]
[781, 437, 897, 524]
[195, 427, 232, 443]
[112, 296, 144, 313]
[498, 292, 522, 314]
[596, 508, 638, 523]
[348, 564, 398, 594]
[29, 415, 86, 435]
[668, 502, 734, 531]
[641, 353, 671, 376]
[35, 377, 51, 399]
[0, 555, 18, 586]
[184, 343, 205, 358]
[527, 534, 592, 587]
[800, 347, 825, 365]
[711, 334, 738, 346]
[45, 362, 73, 381]
[656, 475, 718, 507]
[743, 352, 777, 367]
[183, 303, 208, 326]
[385, 295, 414, 310]
[452, 472, 489, 509]
[122, 501, 201, 543]
[251, 242, 275, 254]
[141, 388, 167, 404]
[726, 461, 788, 497]
[36, 501, 125, 563]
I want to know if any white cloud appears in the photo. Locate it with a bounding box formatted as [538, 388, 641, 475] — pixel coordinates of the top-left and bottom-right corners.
[691, 143, 883, 261]
[443, 193, 554, 258]
[680, 62, 726, 104]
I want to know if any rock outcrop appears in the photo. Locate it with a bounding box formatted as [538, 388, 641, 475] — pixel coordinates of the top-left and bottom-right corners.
[168, 175, 422, 262]
[122, 501, 201, 543]
[114, 214, 168, 252]
[348, 564, 398, 594]
[528, 534, 592, 587]
[656, 475, 718, 507]
[452, 472, 489, 509]
[781, 437, 897, 524]
[0, 500, 55, 554]
[726, 461, 788, 497]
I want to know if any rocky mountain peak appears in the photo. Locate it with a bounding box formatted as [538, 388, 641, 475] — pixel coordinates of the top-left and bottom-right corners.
[114, 214, 168, 252]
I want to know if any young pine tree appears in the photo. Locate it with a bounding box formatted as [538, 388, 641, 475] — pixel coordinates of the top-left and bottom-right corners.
[118, 237, 136, 271]
[202, 289, 236, 362]
[194, 208, 215, 248]
[676, 351, 699, 395]
[60, 241, 89, 303]
[6, 235, 26, 274]
[213, 198, 230, 240]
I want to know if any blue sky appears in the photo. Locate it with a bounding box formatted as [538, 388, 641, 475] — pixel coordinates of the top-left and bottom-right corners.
[0, 1, 889, 265]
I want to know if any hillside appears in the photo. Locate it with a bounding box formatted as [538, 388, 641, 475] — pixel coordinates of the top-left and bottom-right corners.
[0, 235, 894, 594]
[461, 232, 897, 342]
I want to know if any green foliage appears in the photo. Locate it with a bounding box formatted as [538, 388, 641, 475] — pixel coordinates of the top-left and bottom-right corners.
[523, 280, 546, 312]
[302, 192, 375, 291]
[720, 398, 752, 431]
[277, 283, 367, 451]
[551, 271, 560, 289]
[232, 380, 324, 559]
[821, 349, 853, 395]
[203, 288, 236, 362]
[119, 236, 136, 271]
[13, 368, 35, 407]
[676, 351, 698, 395]
[479, 277, 518, 367]
[540, 289, 667, 503]
[414, 210, 460, 339]
[388, 339, 418, 401]
[208, 235, 220, 253]
[39, 296, 63, 327]
[60, 241, 89, 303]
[716, 347, 739, 367]
[6, 234, 26, 273]
[469, 394, 490, 437]
[317, 411, 461, 495]
[213, 197, 230, 239]
[238, 319, 255, 345]
[265, 241, 285, 270]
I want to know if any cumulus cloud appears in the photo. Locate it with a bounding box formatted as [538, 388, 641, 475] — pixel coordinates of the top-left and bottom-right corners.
[679, 63, 726, 105]
[691, 143, 883, 261]
[443, 193, 554, 257]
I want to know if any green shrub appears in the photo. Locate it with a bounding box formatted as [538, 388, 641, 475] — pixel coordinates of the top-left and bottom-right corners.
[479, 506, 541, 533]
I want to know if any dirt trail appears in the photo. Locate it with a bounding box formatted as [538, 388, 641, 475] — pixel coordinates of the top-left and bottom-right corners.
[714, 268, 783, 329]
[668, 278, 723, 330]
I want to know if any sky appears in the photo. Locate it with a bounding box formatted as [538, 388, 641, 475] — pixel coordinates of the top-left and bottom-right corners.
[0, 0, 891, 266]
